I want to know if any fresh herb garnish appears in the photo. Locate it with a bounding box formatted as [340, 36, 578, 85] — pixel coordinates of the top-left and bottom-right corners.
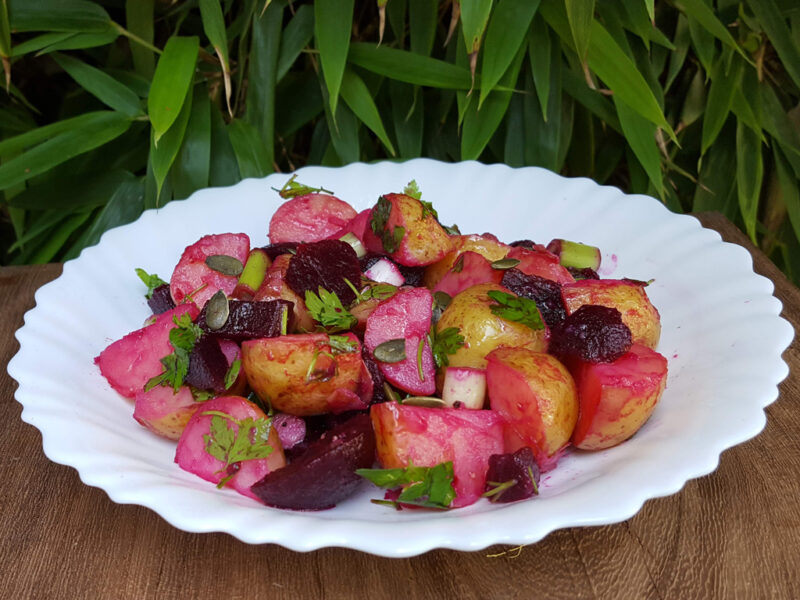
[416, 337, 425, 381]
[451, 254, 465, 273]
[357, 462, 457, 510]
[272, 174, 333, 199]
[346, 277, 398, 304]
[305, 287, 357, 331]
[430, 326, 465, 368]
[224, 358, 241, 389]
[305, 349, 337, 382]
[202, 410, 274, 487]
[404, 179, 422, 200]
[370, 195, 406, 254]
[486, 290, 544, 331]
[144, 313, 203, 392]
[482, 479, 518, 502]
[135, 268, 167, 300]
[328, 334, 357, 354]
[190, 387, 215, 402]
[443, 223, 461, 235]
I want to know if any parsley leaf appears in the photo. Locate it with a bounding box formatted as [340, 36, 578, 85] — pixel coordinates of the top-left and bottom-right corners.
[135, 268, 167, 300]
[403, 179, 422, 200]
[144, 313, 203, 392]
[202, 410, 274, 487]
[357, 462, 457, 509]
[486, 290, 545, 331]
[305, 287, 357, 331]
[272, 174, 333, 199]
[369, 195, 406, 254]
[328, 334, 358, 354]
[430, 326, 465, 368]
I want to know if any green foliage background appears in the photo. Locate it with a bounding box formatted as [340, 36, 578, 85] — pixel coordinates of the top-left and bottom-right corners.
[1, 0, 799, 281]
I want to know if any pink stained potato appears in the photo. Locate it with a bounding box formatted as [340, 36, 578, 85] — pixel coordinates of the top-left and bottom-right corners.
[432, 251, 503, 298]
[175, 396, 286, 500]
[423, 234, 511, 289]
[242, 333, 370, 416]
[269, 193, 357, 243]
[506, 245, 575, 285]
[570, 343, 668, 451]
[133, 385, 199, 440]
[253, 253, 315, 332]
[486, 347, 579, 470]
[363, 287, 436, 396]
[370, 402, 505, 508]
[170, 233, 251, 309]
[95, 303, 199, 398]
[363, 193, 454, 266]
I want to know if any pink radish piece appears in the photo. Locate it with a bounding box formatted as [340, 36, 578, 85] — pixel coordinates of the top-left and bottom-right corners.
[364, 288, 436, 396]
[170, 233, 250, 309]
[269, 193, 357, 243]
[370, 403, 504, 507]
[272, 413, 307, 450]
[432, 251, 503, 298]
[175, 396, 286, 500]
[328, 208, 372, 243]
[364, 258, 405, 286]
[441, 367, 487, 409]
[95, 303, 199, 398]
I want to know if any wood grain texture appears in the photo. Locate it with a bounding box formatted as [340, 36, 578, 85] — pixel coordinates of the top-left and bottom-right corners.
[1, 213, 798, 599]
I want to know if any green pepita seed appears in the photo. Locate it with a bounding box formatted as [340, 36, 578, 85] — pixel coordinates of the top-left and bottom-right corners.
[401, 396, 446, 408]
[491, 258, 521, 270]
[205, 254, 244, 276]
[205, 290, 230, 330]
[373, 338, 406, 363]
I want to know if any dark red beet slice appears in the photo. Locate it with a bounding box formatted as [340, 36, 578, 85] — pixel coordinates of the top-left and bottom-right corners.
[568, 267, 600, 280]
[509, 239, 537, 249]
[550, 304, 632, 363]
[148, 284, 176, 315]
[251, 413, 376, 510]
[185, 335, 229, 393]
[361, 345, 388, 405]
[485, 447, 540, 503]
[197, 299, 294, 342]
[285, 239, 362, 305]
[397, 264, 425, 287]
[261, 242, 298, 261]
[501, 268, 567, 328]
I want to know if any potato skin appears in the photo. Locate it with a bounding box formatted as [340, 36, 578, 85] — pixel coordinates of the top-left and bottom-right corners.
[561, 279, 661, 349]
[423, 234, 510, 289]
[486, 347, 578, 464]
[436, 283, 549, 369]
[242, 333, 369, 416]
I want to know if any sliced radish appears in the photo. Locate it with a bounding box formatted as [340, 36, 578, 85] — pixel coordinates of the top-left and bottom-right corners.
[432, 251, 503, 298]
[269, 193, 357, 243]
[364, 257, 405, 286]
[441, 366, 487, 409]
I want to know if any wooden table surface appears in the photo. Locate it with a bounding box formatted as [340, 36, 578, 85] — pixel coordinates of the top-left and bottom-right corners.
[2, 212, 798, 599]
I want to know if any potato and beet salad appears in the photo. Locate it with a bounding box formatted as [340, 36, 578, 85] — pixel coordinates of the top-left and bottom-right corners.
[94, 176, 668, 511]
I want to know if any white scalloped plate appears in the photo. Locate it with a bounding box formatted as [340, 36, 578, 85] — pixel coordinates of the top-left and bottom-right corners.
[9, 159, 793, 557]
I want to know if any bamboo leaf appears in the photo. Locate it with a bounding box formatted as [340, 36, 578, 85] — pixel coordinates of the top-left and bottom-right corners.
[148, 36, 199, 144]
[528, 16, 551, 120]
[760, 84, 800, 178]
[29, 210, 93, 264]
[7, 0, 110, 32]
[479, 0, 539, 108]
[34, 28, 118, 54]
[386, 0, 407, 45]
[0, 111, 117, 156]
[390, 79, 424, 158]
[693, 123, 738, 217]
[150, 89, 192, 200]
[679, 67, 706, 127]
[503, 90, 524, 166]
[246, 1, 282, 173]
[736, 119, 763, 243]
[125, 0, 154, 78]
[613, 95, 663, 196]
[409, 0, 437, 55]
[676, 0, 749, 63]
[687, 10, 715, 73]
[746, 0, 800, 91]
[460, 0, 493, 53]
[340, 68, 396, 156]
[0, 0, 11, 58]
[561, 67, 621, 132]
[319, 74, 360, 164]
[275, 71, 324, 137]
[209, 108, 240, 187]
[199, 0, 231, 115]
[774, 145, 800, 250]
[348, 42, 472, 88]
[63, 176, 145, 260]
[276, 4, 313, 81]
[7, 169, 135, 210]
[12, 32, 73, 57]
[315, 0, 354, 117]
[171, 86, 210, 200]
[0, 112, 131, 191]
[665, 14, 690, 92]
[565, 0, 595, 62]
[227, 118, 272, 178]
[52, 52, 141, 117]
[701, 55, 742, 154]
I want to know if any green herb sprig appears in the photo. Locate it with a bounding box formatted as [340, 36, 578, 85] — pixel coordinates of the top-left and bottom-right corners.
[202, 411, 274, 487]
[370, 195, 406, 254]
[486, 290, 544, 331]
[305, 287, 357, 331]
[272, 174, 333, 199]
[135, 268, 167, 300]
[144, 313, 203, 392]
[430, 326, 465, 368]
[357, 462, 456, 510]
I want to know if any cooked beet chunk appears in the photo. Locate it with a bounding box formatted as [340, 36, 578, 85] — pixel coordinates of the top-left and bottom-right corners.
[148, 284, 176, 315]
[509, 239, 537, 249]
[485, 447, 540, 503]
[251, 413, 376, 510]
[361, 345, 387, 405]
[261, 242, 298, 260]
[501, 268, 566, 328]
[285, 239, 362, 305]
[185, 335, 229, 393]
[550, 305, 632, 363]
[198, 299, 294, 342]
[397, 264, 425, 287]
[567, 267, 600, 280]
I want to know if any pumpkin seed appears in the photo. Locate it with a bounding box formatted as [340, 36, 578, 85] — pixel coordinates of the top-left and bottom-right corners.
[401, 396, 446, 408]
[490, 258, 521, 270]
[205, 290, 230, 330]
[432, 291, 452, 324]
[373, 338, 406, 363]
[205, 254, 244, 276]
